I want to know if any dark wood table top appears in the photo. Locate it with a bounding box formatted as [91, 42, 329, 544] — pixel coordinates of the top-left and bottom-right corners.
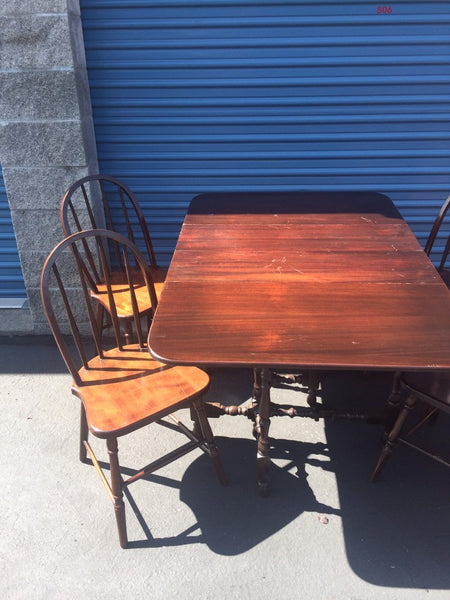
[148, 192, 450, 372]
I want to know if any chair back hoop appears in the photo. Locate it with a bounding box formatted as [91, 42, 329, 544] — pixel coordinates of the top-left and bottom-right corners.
[424, 194, 450, 257]
[40, 229, 158, 386]
[60, 174, 157, 267]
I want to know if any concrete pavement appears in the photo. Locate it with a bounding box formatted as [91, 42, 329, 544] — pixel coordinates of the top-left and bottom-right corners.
[1, 335, 449, 600]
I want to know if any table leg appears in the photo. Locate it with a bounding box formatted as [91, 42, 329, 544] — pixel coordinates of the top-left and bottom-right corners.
[252, 367, 262, 402]
[254, 367, 271, 496]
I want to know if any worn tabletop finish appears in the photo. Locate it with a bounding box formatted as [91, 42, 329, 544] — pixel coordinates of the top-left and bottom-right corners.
[148, 192, 450, 373]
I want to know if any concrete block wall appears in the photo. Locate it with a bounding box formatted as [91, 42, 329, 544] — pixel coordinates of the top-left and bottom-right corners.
[0, 0, 98, 334]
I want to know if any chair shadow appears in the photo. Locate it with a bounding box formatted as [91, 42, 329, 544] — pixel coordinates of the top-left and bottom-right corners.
[320, 370, 450, 590]
[123, 435, 338, 552]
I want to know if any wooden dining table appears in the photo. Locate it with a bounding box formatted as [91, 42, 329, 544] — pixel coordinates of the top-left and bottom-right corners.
[148, 192, 450, 495]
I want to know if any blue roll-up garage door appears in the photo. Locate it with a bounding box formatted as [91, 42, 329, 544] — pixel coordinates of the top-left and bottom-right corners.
[80, 0, 450, 267]
[0, 167, 26, 301]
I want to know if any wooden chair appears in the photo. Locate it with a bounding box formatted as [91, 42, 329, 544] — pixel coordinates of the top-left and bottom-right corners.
[60, 174, 167, 339]
[41, 229, 226, 548]
[371, 371, 450, 481]
[383, 195, 450, 430]
[424, 193, 450, 287]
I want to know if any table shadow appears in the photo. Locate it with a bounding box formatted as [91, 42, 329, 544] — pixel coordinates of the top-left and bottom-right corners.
[178, 435, 338, 555]
[123, 434, 337, 551]
[191, 191, 399, 219]
[320, 370, 450, 590]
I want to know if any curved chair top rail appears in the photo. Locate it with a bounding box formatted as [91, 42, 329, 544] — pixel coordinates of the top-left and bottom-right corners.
[60, 174, 157, 267]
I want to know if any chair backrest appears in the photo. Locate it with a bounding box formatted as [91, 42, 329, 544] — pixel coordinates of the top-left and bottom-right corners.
[424, 194, 450, 274]
[60, 174, 157, 268]
[41, 229, 158, 386]
[402, 371, 450, 413]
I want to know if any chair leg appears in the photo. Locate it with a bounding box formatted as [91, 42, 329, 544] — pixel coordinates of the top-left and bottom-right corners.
[371, 393, 417, 482]
[192, 398, 227, 486]
[384, 371, 403, 432]
[403, 406, 439, 438]
[106, 437, 128, 548]
[79, 404, 89, 463]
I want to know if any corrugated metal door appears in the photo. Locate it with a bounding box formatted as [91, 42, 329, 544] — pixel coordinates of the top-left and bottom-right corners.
[0, 167, 26, 301]
[80, 0, 450, 266]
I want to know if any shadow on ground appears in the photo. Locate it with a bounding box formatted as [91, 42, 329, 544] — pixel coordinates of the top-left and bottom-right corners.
[320, 370, 450, 590]
[0, 335, 67, 374]
[179, 435, 338, 554]
[3, 337, 448, 591]
[133, 369, 449, 590]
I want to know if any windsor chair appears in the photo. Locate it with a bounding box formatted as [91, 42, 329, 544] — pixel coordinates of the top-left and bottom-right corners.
[371, 371, 450, 481]
[60, 174, 167, 339]
[41, 229, 226, 548]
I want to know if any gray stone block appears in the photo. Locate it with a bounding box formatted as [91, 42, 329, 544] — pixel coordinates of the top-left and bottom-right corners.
[0, 0, 95, 338]
[0, 1, 67, 14]
[69, 10, 88, 71]
[25, 287, 46, 328]
[21, 245, 102, 291]
[80, 117, 99, 171]
[0, 307, 33, 335]
[18, 251, 51, 291]
[0, 71, 80, 120]
[0, 14, 72, 69]
[67, 0, 81, 17]
[32, 321, 52, 335]
[1, 121, 87, 167]
[2, 167, 91, 210]
[11, 209, 63, 254]
[74, 67, 95, 122]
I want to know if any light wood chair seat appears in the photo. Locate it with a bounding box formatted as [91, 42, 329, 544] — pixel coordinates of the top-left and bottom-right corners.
[91, 266, 166, 319]
[74, 344, 210, 437]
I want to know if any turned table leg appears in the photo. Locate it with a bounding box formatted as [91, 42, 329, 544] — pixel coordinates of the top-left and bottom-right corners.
[252, 367, 262, 402]
[255, 367, 272, 496]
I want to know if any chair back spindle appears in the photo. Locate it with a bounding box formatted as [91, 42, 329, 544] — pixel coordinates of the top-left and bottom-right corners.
[41, 230, 157, 384]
